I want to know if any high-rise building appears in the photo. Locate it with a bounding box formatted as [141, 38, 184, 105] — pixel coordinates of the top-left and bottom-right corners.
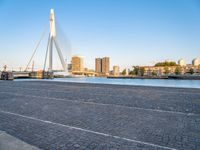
[95, 58, 102, 74]
[95, 57, 110, 75]
[113, 66, 120, 76]
[72, 55, 84, 72]
[102, 57, 110, 75]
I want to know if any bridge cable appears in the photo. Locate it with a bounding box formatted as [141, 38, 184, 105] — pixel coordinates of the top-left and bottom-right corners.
[43, 34, 50, 71]
[24, 26, 48, 71]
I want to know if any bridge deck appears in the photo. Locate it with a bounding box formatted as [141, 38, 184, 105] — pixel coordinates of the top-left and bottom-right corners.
[0, 81, 200, 150]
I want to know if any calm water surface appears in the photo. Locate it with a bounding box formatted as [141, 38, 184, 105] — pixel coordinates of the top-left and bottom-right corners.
[17, 77, 200, 89]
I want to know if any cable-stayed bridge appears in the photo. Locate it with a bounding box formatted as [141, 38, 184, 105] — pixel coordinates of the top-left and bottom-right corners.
[14, 9, 70, 79]
[3, 9, 96, 79]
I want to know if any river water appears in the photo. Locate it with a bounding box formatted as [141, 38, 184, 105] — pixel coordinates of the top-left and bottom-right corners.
[17, 77, 200, 89]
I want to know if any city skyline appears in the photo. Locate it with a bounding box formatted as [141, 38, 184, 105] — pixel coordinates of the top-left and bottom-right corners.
[0, 0, 200, 70]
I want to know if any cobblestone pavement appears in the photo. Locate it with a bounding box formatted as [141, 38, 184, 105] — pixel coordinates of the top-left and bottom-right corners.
[0, 81, 200, 150]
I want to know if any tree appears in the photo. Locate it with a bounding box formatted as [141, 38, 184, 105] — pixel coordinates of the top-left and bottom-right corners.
[122, 69, 126, 75]
[152, 71, 157, 76]
[164, 66, 170, 75]
[189, 68, 194, 75]
[175, 66, 181, 75]
[133, 66, 139, 75]
[129, 70, 134, 76]
[139, 67, 145, 76]
[155, 61, 177, 67]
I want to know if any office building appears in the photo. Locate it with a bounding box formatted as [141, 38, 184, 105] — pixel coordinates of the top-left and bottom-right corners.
[72, 55, 84, 72]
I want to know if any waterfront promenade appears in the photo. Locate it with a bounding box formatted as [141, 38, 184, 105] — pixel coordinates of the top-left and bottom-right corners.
[0, 81, 200, 150]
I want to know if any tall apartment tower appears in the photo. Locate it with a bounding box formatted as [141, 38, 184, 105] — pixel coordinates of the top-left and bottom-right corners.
[95, 57, 110, 75]
[72, 55, 84, 72]
[102, 57, 110, 75]
[95, 58, 102, 74]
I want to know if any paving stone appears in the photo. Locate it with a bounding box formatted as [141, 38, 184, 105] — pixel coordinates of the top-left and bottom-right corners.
[0, 81, 199, 149]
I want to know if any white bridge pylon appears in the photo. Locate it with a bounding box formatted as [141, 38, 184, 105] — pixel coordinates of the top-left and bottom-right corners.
[48, 9, 67, 72]
[25, 9, 68, 73]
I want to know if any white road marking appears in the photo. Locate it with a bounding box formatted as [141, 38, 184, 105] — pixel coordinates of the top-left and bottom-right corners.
[0, 91, 197, 116]
[0, 110, 177, 150]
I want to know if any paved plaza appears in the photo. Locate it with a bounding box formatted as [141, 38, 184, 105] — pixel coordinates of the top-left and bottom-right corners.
[0, 81, 200, 150]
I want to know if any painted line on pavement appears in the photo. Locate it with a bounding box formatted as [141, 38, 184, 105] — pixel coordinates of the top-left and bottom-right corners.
[0, 110, 177, 150]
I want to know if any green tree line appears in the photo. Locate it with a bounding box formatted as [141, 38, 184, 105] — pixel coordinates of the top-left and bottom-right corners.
[155, 61, 177, 67]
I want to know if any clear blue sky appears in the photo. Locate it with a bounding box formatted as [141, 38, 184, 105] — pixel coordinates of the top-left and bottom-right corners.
[0, 0, 200, 70]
